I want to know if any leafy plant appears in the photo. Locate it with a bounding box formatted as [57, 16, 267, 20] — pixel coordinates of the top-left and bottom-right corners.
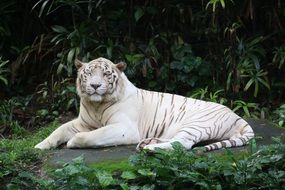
[225, 36, 269, 97]
[241, 69, 270, 97]
[0, 98, 21, 134]
[169, 43, 211, 91]
[273, 104, 285, 127]
[232, 100, 260, 118]
[190, 87, 227, 104]
[272, 45, 285, 70]
[36, 78, 79, 115]
[50, 23, 94, 76]
[5, 141, 284, 190]
[206, 0, 233, 12]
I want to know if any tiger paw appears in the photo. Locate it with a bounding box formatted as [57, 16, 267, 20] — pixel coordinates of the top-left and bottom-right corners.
[136, 138, 159, 150]
[34, 141, 52, 150]
[66, 133, 86, 148]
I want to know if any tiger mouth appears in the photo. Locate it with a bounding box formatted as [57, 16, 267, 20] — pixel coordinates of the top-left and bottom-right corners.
[87, 92, 99, 96]
[88, 91, 105, 96]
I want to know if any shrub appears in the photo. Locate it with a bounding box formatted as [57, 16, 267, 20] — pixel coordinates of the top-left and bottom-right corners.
[5, 141, 285, 190]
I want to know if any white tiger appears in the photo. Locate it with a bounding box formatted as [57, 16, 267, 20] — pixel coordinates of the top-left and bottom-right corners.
[35, 57, 254, 151]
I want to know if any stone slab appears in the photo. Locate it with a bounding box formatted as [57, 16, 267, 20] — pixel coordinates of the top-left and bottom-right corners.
[46, 119, 285, 166]
[46, 145, 136, 166]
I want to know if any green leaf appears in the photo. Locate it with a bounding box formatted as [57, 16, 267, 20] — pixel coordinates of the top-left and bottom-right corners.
[243, 106, 250, 117]
[0, 76, 8, 85]
[220, 0, 225, 8]
[120, 183, 129, 190]
[39, 0, 49, 17]
[6, 183, 20, 190]
[51, 25, 68, 33]
[75, 176, 89, 186]
[249, 138, 257, 153]
[67, 48, 75, 64]
[196, 181, 209, 189]
[244, 78, 254, 91]
[138, 169, 155, 177]
[257, 78, 270, 89]
[133, 54, 145, 60]
[141, 184, 155, 190]
[96, 170, 114, 188]
[107, 47, 112, 59]
[226, 71, 233, 90]
[254, 81, 259, 97]
[65, 165, 80, 175]
[134, 7, 144, 21]
[121, 171, 137, 180]
[213, 2, 217, 12]
[57, 63, 64, 74]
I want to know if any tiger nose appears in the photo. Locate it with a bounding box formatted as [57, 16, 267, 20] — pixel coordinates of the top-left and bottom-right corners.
[91, 84, 101, 90]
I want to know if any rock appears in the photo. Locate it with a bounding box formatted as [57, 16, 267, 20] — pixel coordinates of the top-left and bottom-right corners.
[46, 119, 285, 166]
[46, 145, 136, 166]
[247, 118, 285, 144]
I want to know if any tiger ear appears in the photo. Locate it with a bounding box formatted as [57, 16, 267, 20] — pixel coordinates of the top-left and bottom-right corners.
[116, 61, 127, 72]
[75, 59, 84, 69]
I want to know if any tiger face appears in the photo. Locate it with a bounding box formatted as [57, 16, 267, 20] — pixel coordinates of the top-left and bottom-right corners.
[75, 57, 126, 102]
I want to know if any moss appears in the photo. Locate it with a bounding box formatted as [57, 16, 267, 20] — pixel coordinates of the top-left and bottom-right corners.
[90, 159, 133, 172]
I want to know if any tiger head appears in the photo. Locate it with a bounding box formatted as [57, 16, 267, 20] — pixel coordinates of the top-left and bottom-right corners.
[75, 57, 126, 102]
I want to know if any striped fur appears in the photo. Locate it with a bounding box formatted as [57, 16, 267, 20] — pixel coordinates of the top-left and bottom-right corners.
[35, 58, 254, 151]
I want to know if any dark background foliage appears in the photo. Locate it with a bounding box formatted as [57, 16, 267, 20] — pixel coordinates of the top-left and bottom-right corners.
[0, 0, 285, 130]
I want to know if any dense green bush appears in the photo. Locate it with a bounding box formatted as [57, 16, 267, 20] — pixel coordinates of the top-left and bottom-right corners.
[0, 0, 284, 99]
[5, 142, 285, 190]
[0, 0, 284, 129]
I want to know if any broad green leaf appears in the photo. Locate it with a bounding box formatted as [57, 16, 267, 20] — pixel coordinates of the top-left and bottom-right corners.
[67, 48, 75, 64]
[120, 183, 129, 190]
[134, 8, 144, 21]
[57, 63, 64, 74]
[138, 169, 155, 177]
[65, 165, 80, 175]
[96, 170, 114, 188]
[133, 54, 145, 60]
[121, 171, 137, 180]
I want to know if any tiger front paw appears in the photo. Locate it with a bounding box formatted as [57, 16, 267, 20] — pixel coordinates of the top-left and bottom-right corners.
[66, 133, 86, 148]
[136, 138, 159, 150]
[34, 141, 52, 150]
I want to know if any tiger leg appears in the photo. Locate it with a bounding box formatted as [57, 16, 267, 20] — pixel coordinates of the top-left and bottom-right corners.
[143, 137, 196, 151]
[204, 121, 254, 151]
[141, 127, 201, 150]
[136, 138, 170, 150]
[204, 135, 253, 151]
[35, 119, 90, 150]
[66, 123, 140, 148]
